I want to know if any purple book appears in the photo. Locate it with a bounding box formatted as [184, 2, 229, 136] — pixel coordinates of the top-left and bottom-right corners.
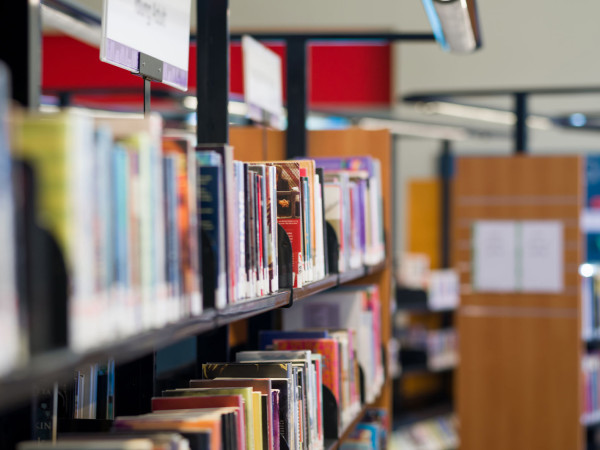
[272, 389, 280, 450]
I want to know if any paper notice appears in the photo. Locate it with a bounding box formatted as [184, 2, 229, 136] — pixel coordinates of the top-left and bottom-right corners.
[520, 221, 563, 293]
[472, 221, 517, 292]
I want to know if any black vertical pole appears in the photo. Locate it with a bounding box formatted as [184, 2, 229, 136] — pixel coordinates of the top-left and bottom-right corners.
[143, 78, 151, 115]
[286, 38, 308, 158]
[514, 92, 528, 154]
[196, 0, 230, 144]
[0, 0, 41, 110]
[439, 140, 453, 269]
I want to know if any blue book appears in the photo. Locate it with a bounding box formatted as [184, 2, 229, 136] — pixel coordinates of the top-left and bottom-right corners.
[258, 329, 330, 350]
[112, 146, 129, 290]
[197, 151, 226, 309]
[163, 155, 180, 299]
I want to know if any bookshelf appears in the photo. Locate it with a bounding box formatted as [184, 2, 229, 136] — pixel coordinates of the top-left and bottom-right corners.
[452, 155, 582, 450]
[0, 5, 394, 450]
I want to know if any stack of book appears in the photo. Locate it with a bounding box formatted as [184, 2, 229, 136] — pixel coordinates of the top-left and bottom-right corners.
[340, 408, 390, 450]
[281, 285, 386, 408]
[314, 157, 385, 271]
[390, 415, 458, 450]
[397, 326, 457, 372]
[11, 110, 202, 351]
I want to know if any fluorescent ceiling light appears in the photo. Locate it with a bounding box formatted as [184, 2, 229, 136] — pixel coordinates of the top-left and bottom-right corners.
[422, 0, 481, 53]
[359, 117, 470, 141]
[415, 101, 554, 130]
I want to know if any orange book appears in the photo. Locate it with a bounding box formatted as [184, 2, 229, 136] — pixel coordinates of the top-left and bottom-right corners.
[114, 409, 222, 450]
[151, 395, 246, 450]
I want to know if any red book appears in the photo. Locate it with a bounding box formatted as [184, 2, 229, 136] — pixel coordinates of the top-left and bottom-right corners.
[269, 162, 304, 288]
[273, 338, 341, 406]
[151, 395, 246, 450]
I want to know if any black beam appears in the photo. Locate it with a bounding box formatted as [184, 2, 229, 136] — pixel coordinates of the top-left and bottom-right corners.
[403, 85, 600, 103]
[439, 141, 453, 268]
[286, 37, 308, 159]
[229, 32, 435, 42]
[514, 92, 528, 154]
[196, 0, 229, 144]
[0, 0, 41, 109]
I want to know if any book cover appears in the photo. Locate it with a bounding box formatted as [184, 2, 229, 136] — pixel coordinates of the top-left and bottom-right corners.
[199, 144, 236, 304]
[233, 161, 247, 300]
[163, 137, 202, 317]
[267, 165, 279, 293]
[258, 330, 330, 351]
[272, 338, 341, 408]
[249, 165, 269, 295]
[196, 151, 227, 309]
[269, 162, 304, 288]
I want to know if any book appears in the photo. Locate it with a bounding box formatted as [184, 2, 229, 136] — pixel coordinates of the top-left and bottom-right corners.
[151, 395, 246, 450]
[163, 136, 202, 317]
[272, 339, 341, 414]
[269, 162, 304, 288]
[18, 440, 155, 450]
[0, 62, 20, 376]
[258, 329, 330, 351]
[196, 151, 227, 309]
[199, 144, 236, 304]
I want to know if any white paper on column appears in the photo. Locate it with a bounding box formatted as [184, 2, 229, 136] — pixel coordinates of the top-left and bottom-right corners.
[472, 221, 517, 292]
[520, 221, 564, 293]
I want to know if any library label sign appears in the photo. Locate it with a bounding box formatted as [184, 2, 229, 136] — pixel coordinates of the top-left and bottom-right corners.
[242, 35, 284, 128]
[100, 0, 191, 90]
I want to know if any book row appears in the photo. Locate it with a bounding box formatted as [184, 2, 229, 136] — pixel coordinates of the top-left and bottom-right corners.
[20, 283, 385, 449]
[338, 408, 389, 450]
[33, 360, 116, 441]
[582, 266, 600, 340]
[0, 96, 385, 374]
[395, 321, 458, 372]
[582, 352, 600, 416]
[390, 415, 458, 450]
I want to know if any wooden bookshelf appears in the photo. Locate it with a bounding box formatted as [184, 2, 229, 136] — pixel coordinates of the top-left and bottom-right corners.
[453, 155, 583, 450]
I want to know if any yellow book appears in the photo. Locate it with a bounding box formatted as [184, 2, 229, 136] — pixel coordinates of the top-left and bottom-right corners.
[252, 391, 263, 450]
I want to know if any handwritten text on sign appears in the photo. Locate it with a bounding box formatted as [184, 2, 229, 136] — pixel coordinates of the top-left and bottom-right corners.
[100, 0, 191, 90]
[242, 35, 284, 126]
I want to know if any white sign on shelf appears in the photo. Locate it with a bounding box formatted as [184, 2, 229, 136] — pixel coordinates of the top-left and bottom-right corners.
[100, 0, 191, 91]
[520, 220, 564, 293]
[242, 35, 284, 128]
[472, 220, 518, 292]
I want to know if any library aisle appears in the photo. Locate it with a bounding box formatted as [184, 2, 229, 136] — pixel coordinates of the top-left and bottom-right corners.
[3, 0, 600, 449]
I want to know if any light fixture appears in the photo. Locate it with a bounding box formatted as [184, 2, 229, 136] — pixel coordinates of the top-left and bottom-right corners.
[579, 263, 595, 278]
[421, 0, 482, 53]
